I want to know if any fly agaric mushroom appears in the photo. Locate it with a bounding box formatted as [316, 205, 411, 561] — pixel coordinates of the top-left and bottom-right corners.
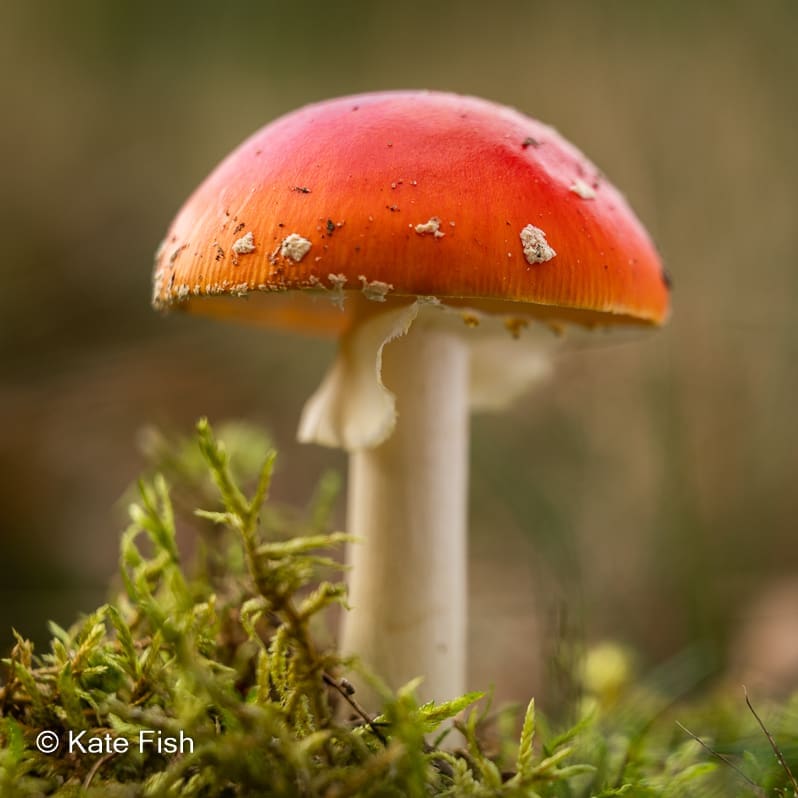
[153, 90, 670, 707]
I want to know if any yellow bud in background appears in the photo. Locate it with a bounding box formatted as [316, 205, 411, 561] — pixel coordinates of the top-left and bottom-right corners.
[581, 641, 635, 706]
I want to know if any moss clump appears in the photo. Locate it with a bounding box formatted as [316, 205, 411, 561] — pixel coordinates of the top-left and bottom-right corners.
[1, 420, 796, 796]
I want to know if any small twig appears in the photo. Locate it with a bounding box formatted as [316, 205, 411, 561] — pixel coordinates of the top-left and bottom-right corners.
[676, 720, 766, 797]
[322, 672, 388, 746]
[322, 673, 459, 779]
[83, 751, 116, 789]
[744, 686, 798, 795]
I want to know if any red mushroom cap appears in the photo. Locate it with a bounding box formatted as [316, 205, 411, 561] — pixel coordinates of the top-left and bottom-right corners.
[153, 90, 670, 334]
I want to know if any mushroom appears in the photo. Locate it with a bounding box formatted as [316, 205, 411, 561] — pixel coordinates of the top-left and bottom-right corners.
[152, 91, 670, 707]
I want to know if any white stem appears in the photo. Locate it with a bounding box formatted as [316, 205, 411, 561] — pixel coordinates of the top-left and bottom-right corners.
[342, 324, 469, 706]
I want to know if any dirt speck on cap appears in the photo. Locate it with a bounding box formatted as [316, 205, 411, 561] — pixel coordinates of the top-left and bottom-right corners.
[328, 273, 348, 309]
[520, 224, 556, 264]
[569, 179, 596, 200]
[169, 244, 187, 266]
[359, 276, 393, 302]
[462, 313, 480, 328]
[232, 232, 256, 255]
[414, 217, 445, 238]
[505, 317, 529, 339]
[152, 268, 165, 305]
[280, 233, 312, 262]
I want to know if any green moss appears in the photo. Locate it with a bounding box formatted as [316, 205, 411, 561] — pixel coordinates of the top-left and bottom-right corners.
[1, 420, 796, 796]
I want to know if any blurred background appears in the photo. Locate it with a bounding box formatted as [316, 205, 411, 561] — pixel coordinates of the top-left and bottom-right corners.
[2, 0, 797, 708]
